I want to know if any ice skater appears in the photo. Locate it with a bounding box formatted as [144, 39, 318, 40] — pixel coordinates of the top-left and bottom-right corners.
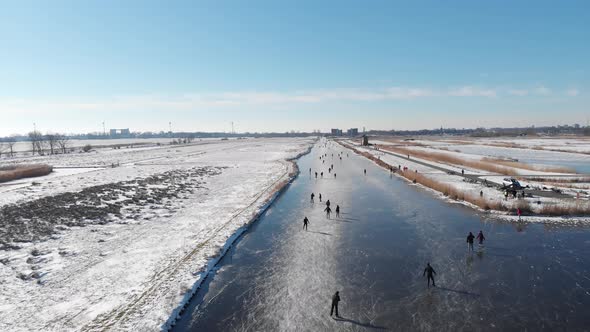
[330, 291, 341, 317]
[321, 172, 324, 178]
[467, 232, 475, 251]
[334, 173, 336, 178]
[303, 216, 309, 231]
[476, 230, 485, 245]
[319, 193, 322, 202]
[326, 200, 330, 208]
[364, 169, 366, 175]
[315, 172, 318, 179]
[310, 193, 315, 202]
[335, 205, 340, 217]
[324, 205, 332, 218]
[517, 208, 522, 220]
[423, 263, 436, 288]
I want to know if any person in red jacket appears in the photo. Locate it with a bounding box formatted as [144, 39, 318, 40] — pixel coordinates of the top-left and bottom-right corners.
[476, 230, 485, 245]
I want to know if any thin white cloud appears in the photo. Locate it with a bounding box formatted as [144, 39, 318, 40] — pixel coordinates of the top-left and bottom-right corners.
[447, 86, 497, 97]
[533, 86, 551, 95]
[1, 85, 557, 115]
[566, 88, 579, 96]
[508, 89, 529, 96]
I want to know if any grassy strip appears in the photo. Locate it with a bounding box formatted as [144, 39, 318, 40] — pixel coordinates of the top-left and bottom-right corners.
[380, 145, 574, 175]
[0, 164, 53, 183]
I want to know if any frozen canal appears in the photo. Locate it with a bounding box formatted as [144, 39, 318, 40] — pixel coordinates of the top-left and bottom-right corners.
[172, 142, 590, 331]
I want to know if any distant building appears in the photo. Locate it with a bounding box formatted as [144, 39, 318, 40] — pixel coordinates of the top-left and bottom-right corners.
[331, 128, 343, 136]
[347, 128, 358, 136]
[109, 128, 131, 137]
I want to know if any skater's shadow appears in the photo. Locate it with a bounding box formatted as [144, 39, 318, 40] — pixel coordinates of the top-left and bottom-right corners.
[307, 231, 332, 236]
[333, 316, 388, 330]
[336, 218, 354, 223]
[436, 286, 480, 297]
[339, 214, 359, 221]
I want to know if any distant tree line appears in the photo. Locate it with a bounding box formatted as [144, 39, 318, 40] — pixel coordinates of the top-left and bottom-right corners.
[20, 131, 70, 156]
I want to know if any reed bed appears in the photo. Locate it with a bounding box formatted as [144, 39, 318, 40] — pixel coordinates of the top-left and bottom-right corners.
[340, 141, 590, 216]
[0, 164, 53, 183]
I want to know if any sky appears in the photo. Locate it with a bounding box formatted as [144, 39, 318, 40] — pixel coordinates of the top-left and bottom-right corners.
[1, 0, 589, 135]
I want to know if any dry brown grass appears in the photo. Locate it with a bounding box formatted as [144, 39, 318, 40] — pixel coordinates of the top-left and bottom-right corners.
[514, 200, 533, 214]
[524, 176, 590, 183]
[341, 142, 508, 210]
[340, 141, 590, 216]
[380, 145, 575, 175]
[380, 145, 520, 176]
[443, 139, 475, 145]
[544, 148, 590, 156]
[0, 164, 53, 183]
[537, 202, 590, 216]
[486, 142, 526, 149]
[398, 170, 507, 211]
[481, 157, 575, 173]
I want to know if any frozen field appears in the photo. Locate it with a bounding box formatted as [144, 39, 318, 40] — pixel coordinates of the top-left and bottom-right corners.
[5, 138, 188, 154]
[0, 137, 313, 331]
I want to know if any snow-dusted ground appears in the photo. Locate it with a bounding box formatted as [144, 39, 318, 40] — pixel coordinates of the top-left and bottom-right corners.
[0, 137, 314, 332]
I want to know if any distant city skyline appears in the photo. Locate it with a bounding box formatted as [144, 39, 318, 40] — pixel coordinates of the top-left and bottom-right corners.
[2, 1, 589, 136]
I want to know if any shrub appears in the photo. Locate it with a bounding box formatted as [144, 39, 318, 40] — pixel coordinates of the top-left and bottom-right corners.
[82, 144, 92, 152]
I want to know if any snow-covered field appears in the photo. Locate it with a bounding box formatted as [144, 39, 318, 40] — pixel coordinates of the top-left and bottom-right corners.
[0, 137, 314, 332]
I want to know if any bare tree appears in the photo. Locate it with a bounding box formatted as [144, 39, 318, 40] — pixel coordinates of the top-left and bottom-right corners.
[46, 133, 58, 155]
[6, 137, 16, 157]
[0, 141, 5, 158]
[56, 134, 70, 154]
[28, 130, 47, 155]
[29, 131, 40, 155]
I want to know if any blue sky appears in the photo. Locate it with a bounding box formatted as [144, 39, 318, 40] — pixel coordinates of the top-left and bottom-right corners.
[1, 0, 589, 135]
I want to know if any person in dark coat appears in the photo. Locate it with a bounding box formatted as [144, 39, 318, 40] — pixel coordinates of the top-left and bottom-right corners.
[324, 206, 332, 218]
[476, 230, 485, 245]
[423, 263, 436, 288]
[303, 217, 309, 231]
[310, 193, 315, 202]
[330, 291, 341, 317]
[467, 232, 475, 251]
[364, 169, 366, 175]
[319, 194, 322, 202]
[335, 205, 340, 217]
[326, 200, 330, 208]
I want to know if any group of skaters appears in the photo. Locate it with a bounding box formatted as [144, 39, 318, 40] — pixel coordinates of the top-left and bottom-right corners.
[466, 230, 486, 251]
[312, 145, 345, 318]
[309, 143, 495, 317]
[425, 230, 487, 288]
[305, 196, 341, 230]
